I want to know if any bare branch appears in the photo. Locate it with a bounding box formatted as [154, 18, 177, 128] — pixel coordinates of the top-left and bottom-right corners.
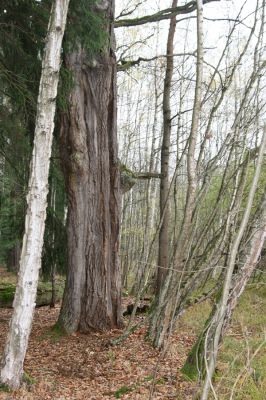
[114, 0, 220, 28]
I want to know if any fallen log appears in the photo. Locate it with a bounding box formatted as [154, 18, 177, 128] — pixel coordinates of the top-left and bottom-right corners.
[0, 282, 64, 308]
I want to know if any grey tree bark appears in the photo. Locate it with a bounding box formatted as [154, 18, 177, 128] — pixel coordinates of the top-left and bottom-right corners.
[157, 0, 178, 294]
[182, 185, 266, 383]
[58, 0, 123, 333]
[221, 187, 266, 334]
[149, 0, 204, 348]
[200, 127, 266, 400]
[0, 0, 69, 389]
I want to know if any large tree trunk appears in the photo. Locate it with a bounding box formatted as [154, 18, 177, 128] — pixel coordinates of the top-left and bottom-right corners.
[0, 0, 69, 389]
[58, 0, 122, 333]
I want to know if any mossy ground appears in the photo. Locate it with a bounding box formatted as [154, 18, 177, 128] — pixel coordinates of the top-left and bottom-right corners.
[0, 284, 16, 304]
[0, 267, 64, 307]
[39, 322, 67, 342]
[179, 282, 266, 399]
[0, 265, 264, 399]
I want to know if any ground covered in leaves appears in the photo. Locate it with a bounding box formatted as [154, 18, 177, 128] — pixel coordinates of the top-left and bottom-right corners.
[0, 302, 198, 400]
[0, 269, 265, 399]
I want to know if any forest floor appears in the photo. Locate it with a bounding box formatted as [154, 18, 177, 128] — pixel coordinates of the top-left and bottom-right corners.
[0, 268, 265, 400]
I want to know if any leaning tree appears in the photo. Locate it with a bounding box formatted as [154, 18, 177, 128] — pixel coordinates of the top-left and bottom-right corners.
[0, 0, 70, 389]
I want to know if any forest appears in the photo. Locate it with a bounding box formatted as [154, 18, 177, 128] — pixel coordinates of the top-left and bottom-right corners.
[0, 0, 265, 399]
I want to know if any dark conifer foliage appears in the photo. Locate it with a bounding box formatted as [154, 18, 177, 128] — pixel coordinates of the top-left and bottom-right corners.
[0, 1, 66, 276]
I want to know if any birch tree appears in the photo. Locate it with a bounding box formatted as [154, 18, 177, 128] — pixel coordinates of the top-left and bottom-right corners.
[0, 0, 69, 389]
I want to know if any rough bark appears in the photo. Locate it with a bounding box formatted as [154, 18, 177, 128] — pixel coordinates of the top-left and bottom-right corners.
[58, 0, 122, 333]
[0, 0, 69, 389]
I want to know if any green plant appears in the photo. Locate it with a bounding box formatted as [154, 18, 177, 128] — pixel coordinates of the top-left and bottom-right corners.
[23, 371, 36, 386]
[0, 383, 11, 392]
[114, 385, 134, 398]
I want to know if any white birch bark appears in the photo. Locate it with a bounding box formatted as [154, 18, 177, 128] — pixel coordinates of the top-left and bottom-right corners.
[0, 0, 69, 389]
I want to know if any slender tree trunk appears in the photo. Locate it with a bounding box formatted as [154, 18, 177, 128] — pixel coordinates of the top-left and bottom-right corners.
[157, 0, 178, 293]
[58, 0, 122, 333]
[200, 127, 266, 400]
[50, 176, 57, 308]
[0, 0, 69, 389]
[149, 0, 204, 348]
[222, 188, 266, 334]
[182, 188, 266, 382]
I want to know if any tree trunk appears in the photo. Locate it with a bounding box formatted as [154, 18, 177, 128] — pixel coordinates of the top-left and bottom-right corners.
[149, 0, 204, 348]
[200, 128, 266, 400]
[58, 0, 122, 333]
[157, 0, 178, 294]
[0, 0, 69, 389]
[221, 188, 266, 334]
[182, 186, 266, 383]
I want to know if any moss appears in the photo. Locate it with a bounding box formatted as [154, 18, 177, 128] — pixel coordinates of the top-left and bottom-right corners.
[181, 338, 203, 381]
[40, 322, 67, 342]
[0, 281, 64, 308]
[181, 303, 218, 381]
[0, 383, 11, 392]
[143, 375, 153, 382]
[119, 163, 137, 193]
[23, 371, 36, 386]
[51, 322, 67, 335]
[114, 385, 134, 398]
[155, 377, 166, 384]
[0, 284, 15, 303]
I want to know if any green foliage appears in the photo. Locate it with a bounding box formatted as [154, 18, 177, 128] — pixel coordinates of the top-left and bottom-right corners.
[181, 346, 201, 381]
[114, 385, 133, 398]
[0, 0, 48, 266]
[0, 0, 49, 113]
[0, 279, 65, 307]
[23, 371, 36, 386]
[0, 383, 11, 392]
[180, 283, 266, 399]
[0, 1, 109, 280]
[58, 0, 110, 110]
[0, 284, 16, 304]
[64, 0, 108, 54]
[143, 375, 153, 382]
[0, 119, 29, 265]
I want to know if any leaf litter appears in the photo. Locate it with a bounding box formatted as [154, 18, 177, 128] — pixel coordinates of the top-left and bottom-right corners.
[0, 302, 197, 400]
